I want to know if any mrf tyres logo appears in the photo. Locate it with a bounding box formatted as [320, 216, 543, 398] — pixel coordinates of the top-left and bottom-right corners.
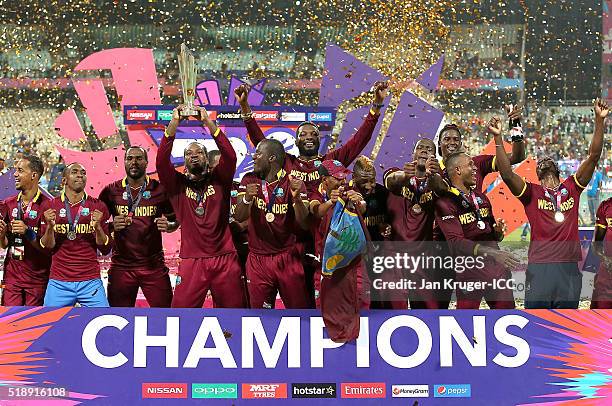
[434, 384, 471, 398]
[242, 383, 287, 399]
[291, 383, 336, 398]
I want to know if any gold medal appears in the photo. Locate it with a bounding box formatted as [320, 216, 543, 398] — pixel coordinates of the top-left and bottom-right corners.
[412, 204, 422, 214]
[265, 212, 275, 222]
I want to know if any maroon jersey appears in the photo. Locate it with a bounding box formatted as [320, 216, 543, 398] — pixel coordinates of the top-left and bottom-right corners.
[1, 190, 51, 286]
[156, 127, 236, 258]
[357, 183, 389, 241]
[229, 181, 249, 253]
[516, 175, 584, 263]
[244, 110, 380, 193]
[99, 176, 174, 270]
[434, 187, 501, 280]
[595, 198, 612, 256]
[39, 193, 112, 281]
[383, 169, 435, 243]
[238, 169, 308, 255]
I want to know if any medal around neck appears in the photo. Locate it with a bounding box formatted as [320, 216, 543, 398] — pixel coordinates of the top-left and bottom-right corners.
[265, 212, 275, 222]
[554, 211, 565, 223]
[195, 206, 205, 216]
[67, 231, 77, 241]
[477, 220, 486, 230]
[412, 203, 422, 214]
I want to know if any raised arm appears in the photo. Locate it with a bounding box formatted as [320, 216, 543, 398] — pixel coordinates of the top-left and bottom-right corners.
[506, 104, 526, 165]
[576, 99, 609, 188]
[290, 177, 310, 230]
[487, 116, 526, 197]
[236, 84, 266, 147]
[327, 81, 388, 166]
[197, 106, 237, 186]
[384, 163, 415, 196]
[156, 107, 182, 194]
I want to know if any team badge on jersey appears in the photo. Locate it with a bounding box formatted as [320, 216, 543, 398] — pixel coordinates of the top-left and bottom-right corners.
[59, 208, 67, 217]
[231, 190, 238, 198]
[561, 188, 568, 196]
[461, 200, 470, 208]
[314, 160, 322, 167]
[29, 210, 37, 219]
[143, 191, 151, 199]
[275, 188, 284, 197]
[81, 207, 90, 216]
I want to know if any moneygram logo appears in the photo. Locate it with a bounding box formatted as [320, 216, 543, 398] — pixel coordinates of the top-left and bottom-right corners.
[281, 112, 306, 122]
[253, 111, 278, 120]
[291, 383, 336, 398]
[308, 112, 332, 122]
[191, 383, 237, 399]
[392, 385, 429, 398]
[127, 110, 155, 120]
[242, 383, 287, 399]
[141, 383, 188, 399]
[434, 384, 471, 398]
[341, 383, 386, 399]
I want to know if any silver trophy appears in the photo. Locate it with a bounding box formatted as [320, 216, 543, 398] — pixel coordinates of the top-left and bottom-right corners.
[178, 43, 199, 117]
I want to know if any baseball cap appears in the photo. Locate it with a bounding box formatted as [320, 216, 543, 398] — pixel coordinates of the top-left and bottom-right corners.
[318, 159, 351, 180]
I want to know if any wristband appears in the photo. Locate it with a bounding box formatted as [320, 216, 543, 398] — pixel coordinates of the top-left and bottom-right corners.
[241, 111, 254, 120]
[372, 103, 385, 109]
[242, 196, 253, 205]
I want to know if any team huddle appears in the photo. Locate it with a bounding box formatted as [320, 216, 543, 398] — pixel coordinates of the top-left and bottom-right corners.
[1, 82, 610, 316]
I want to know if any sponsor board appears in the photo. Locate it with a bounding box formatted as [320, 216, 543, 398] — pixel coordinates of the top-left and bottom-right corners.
[127, 110, 155, 121]
[308, 112, 333, 122]
[340, 383, 386, 399]
[156, 110, 173, 121]
[191, 383, 238, 399]
[291, 383, 337, 398]
[141, 383, 188, 399]
[391, 385, 429, 398]
[434, 384, 471, 398]
[242, 383, 288, 399]
[253, 111, 279, 120]
[216, 111, 242, 120]
[281, 112, 306, 122]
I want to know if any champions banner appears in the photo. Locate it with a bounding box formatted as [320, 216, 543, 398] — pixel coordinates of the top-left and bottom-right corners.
[0, 308, 609, 405]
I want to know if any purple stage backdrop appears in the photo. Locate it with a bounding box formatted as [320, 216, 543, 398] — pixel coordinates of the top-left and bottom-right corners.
[0, 308, 609, 405]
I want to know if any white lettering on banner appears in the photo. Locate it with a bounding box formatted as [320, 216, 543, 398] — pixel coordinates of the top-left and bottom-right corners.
[134, 316, 180, 368]
[81, 315, 531, 369]
[81, 315, 129, 368]
[492, 315, 531, 367]
[242, 317, 300, 368]
[184, 317, 237, 368]
[440, 316, 487, 367]
[377, 316, 433, 368]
